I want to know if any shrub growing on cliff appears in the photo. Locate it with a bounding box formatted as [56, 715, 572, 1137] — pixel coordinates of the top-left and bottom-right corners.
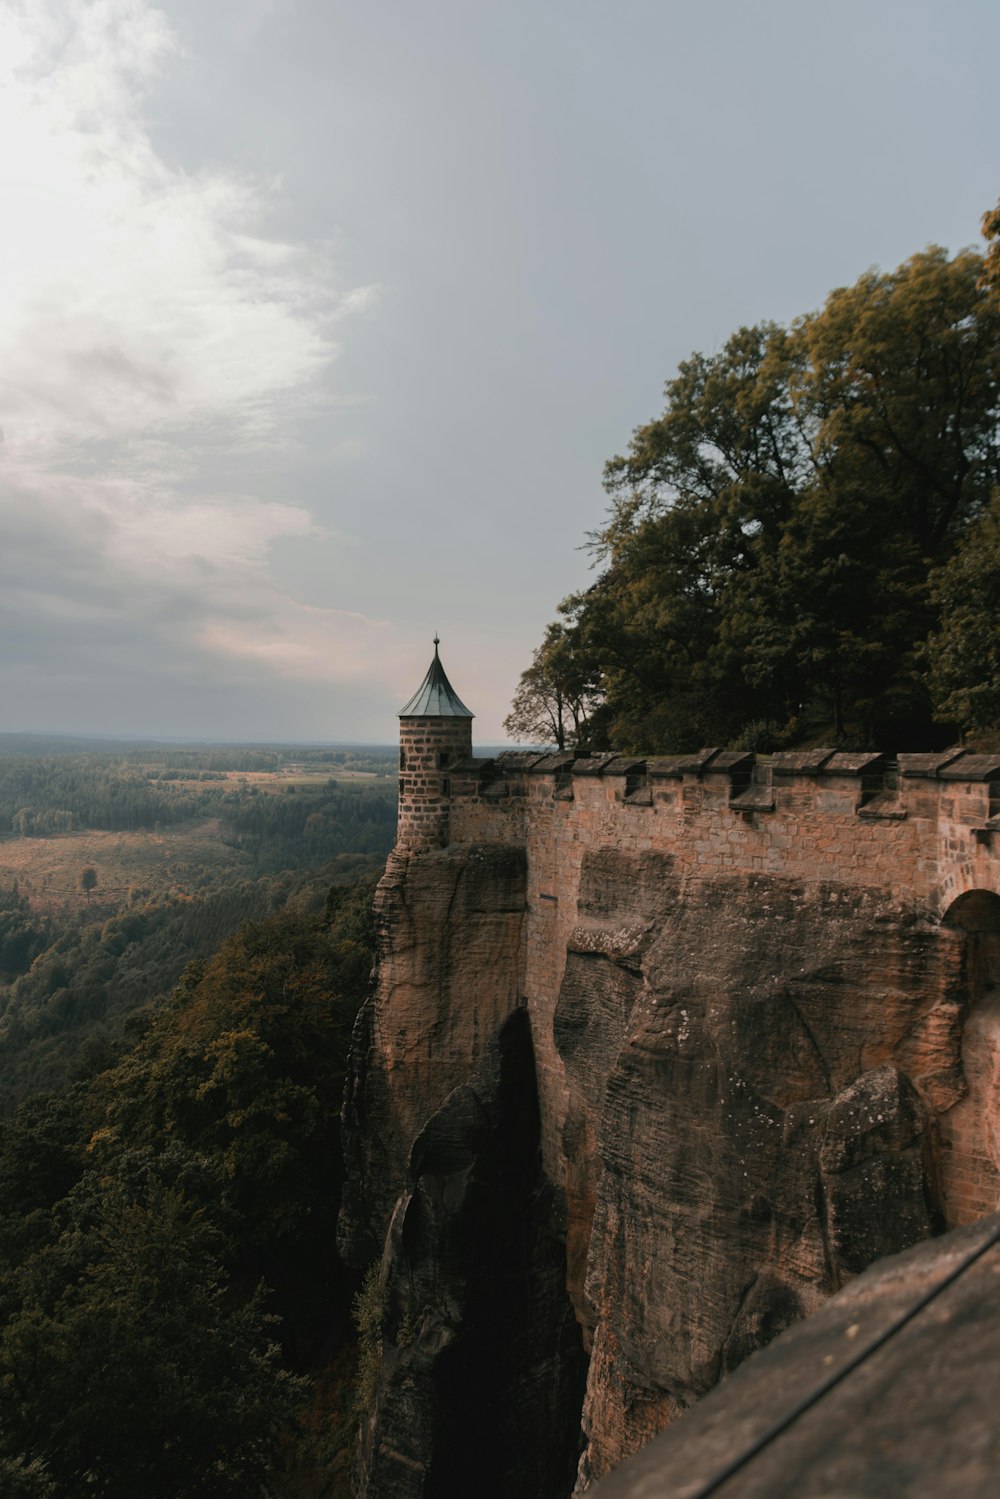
[352, 1262, 386, 1416]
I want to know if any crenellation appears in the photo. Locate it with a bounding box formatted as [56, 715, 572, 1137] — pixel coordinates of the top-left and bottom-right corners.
[441, 747, 1000, 919]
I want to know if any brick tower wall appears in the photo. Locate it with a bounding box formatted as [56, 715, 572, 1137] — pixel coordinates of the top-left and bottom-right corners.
[397, 715, 473, 848]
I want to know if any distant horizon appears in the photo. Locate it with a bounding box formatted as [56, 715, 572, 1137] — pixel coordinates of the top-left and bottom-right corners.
[0, 729, 524, 752]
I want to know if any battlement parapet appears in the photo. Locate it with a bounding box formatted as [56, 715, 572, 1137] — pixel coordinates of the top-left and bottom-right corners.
[447, 745, 1000, 838]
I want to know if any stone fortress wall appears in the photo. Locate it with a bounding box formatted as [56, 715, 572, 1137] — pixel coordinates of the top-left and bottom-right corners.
[342, 737, 1000, 1496]
[447, 744, 1000, 917]
[446, 744, 1000, 1234]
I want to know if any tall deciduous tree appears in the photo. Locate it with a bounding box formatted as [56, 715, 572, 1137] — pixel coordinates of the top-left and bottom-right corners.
[503, 622, 602, 748]
[519, 244, 1000, 752]
[983, 198, 1000, 303]
[927, 494, 1000, 733]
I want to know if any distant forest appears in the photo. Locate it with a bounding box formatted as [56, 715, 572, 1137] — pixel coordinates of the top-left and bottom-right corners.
[508, 214, 1000, 755]
[0, 742, 396, 1105]
[0, 740, 394, 838]
[0, 742, 394, 845]
[0, 741, 396, 1494]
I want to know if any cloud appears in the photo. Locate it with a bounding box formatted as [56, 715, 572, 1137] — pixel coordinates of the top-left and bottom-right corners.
[0, 458, 392, 708]
[0, 0, 386, 726]
[0, 0, 344, 455]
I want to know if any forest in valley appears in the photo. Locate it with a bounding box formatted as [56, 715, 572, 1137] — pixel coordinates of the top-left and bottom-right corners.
[507, 210, 1000, 756]
[0, 884, 376, 1498]
[0, 740, 396, 1106]
[0, 741, 394, 1495]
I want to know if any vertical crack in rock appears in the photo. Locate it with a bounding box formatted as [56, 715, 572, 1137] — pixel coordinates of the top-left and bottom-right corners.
[356, 1011, 587, 1499]
[340, 843, 587, 1497]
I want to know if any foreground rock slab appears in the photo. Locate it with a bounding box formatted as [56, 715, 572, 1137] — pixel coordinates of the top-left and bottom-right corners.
[592, 1213, 1000, 1498]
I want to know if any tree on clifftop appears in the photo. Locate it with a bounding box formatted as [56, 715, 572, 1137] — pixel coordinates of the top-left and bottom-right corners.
[516, 239, 1000, 752]
[927, 493, 1000, 734]
[504, 622, 602, 748]
[983, 197, 1000, 303]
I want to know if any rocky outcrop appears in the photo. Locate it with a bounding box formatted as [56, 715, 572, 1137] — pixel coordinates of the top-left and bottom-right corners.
[339, 842, 529, 1265]
[558, 853, 951, 1488]
[339, 842, 587, 1496]
[340, 765, 1000, 1496]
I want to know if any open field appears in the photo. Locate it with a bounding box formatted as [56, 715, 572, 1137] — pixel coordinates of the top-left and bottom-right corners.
[158, 767, 390, 793]
[0, 741, 398, 920]
[0, 742, 397, 1110]
[0, 819, 252, 914]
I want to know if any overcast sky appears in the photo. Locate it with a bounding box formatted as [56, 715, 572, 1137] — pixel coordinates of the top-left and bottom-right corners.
[0, 0, 996, 743]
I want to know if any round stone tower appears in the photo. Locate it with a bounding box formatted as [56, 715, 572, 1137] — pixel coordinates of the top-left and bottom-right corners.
[397, 636, 474, 849]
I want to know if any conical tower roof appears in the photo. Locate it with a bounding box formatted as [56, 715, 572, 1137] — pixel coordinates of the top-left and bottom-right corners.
[399, 636, 474, 718]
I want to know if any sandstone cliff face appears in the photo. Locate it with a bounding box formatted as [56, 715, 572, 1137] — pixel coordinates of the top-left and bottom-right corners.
[348, 1009, 587, 1499]
[340, 758, 1000, 1496]
[592, 1213, 1000, 1499]
[340, 842, 529, 1264]
[339, 842, 587, 1498]
[558, 850, 951, 1486]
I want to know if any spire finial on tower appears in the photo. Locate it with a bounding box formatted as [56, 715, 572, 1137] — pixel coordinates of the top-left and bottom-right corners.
[433, 632, 440, 654]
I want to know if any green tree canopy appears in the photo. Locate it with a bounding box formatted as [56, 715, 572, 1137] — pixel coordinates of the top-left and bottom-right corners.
[0, 877, 378, 1496]
[503, 622, 601, 748]
[0, 1174, 301, 1499]
[927, 493, 1000, 733]
[517, 244, 1000, 752]
[983, 198, 1000, 303]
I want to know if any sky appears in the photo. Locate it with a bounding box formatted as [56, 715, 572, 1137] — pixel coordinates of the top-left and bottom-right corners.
[0, 0, 996, 744]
